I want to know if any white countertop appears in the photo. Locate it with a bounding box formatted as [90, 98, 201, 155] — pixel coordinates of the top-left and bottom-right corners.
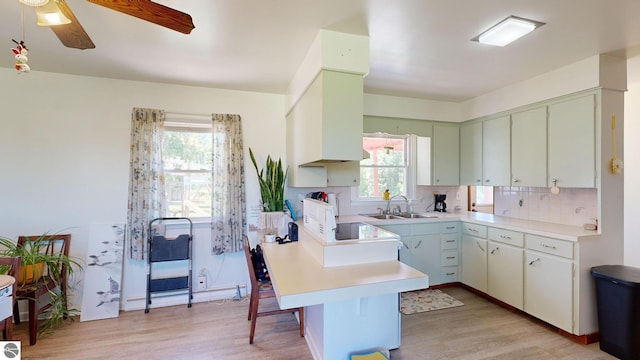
[261, 241, 428, 309]
[337, 212, 599, 242]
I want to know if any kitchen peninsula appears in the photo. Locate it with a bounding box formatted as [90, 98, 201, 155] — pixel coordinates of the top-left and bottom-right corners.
[261, 205, 428, 359]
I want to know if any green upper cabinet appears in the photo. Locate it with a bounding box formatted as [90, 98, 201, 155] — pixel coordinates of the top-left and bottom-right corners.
[482, 115, 511, 186]
[547, 94, 596, 188]
[432, 125, 460, 185]
[460, 122, 483, 185]
[511, 106, 547, 187]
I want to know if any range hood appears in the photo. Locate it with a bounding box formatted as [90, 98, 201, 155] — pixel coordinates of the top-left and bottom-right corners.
[296, 69, 366, 167]
[286, 30, 369, 183]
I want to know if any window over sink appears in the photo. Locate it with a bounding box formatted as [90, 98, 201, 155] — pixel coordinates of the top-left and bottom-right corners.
[357, 133, 410, 200]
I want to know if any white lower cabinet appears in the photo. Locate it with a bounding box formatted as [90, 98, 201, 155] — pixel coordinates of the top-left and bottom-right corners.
[378, 222, 459, 286]
[487, 228, 524, 310]
[461, 223, 488, 293]
[524, 235, 574, 333]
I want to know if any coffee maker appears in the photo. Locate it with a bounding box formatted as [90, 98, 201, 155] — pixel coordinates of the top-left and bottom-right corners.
[434, 194, 447, 212]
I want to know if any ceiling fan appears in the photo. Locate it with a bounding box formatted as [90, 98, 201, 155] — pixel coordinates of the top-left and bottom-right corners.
[18, 0, 195, 50]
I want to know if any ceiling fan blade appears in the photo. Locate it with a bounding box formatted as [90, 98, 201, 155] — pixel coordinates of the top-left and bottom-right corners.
[87, 0, 195, 34]
[50, 0, 96, 49]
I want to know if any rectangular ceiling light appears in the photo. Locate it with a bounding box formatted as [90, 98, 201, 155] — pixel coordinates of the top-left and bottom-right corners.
[472, 16, 545, 47]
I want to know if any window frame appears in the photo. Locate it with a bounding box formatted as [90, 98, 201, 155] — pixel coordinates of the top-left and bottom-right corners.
[162, 119, 213, 221]
[352, 133, 416, 204]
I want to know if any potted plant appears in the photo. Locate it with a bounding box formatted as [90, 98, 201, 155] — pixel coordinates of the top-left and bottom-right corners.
[249, 147, 287, 212]
[0, 234, 83, 335]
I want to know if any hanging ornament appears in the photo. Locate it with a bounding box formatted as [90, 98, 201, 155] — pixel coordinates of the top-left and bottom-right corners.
[12, 39, 30, 73]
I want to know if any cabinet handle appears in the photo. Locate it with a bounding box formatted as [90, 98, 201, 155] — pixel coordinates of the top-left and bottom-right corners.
[401, 241, 409, 249]
[446, 256, 456, 259]
[490, 247, 499, 255]
[540, 243, 557, 250]
[528, 258, 541, 266]
[485, 179, 491, 183]
[476, 179, 482, 183]
[446, 226, 456, 230]
[512, 178, 520, 183]
[500, 235, 512, 240]
[467, 227, 478, 233]
[445, 272, 455, 276]
[414, 240, 423, 249]
[446, 239, 455, 243]
[476, 241, 485, 252]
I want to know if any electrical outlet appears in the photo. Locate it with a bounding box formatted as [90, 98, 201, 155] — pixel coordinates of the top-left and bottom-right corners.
[197, 276, 207, 291]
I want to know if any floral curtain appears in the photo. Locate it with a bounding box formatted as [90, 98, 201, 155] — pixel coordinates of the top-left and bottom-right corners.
[126, 108, 166, 260]
[211, 114, 246, 254]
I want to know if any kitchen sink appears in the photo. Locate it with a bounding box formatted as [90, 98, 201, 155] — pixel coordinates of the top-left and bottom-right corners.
[361, 213, 439, 220]
[396, 213, 439, 219]
[365, 214, 405, 220]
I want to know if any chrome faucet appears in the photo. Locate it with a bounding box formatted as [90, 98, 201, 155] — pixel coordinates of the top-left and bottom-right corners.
[386, 195, 411, 214]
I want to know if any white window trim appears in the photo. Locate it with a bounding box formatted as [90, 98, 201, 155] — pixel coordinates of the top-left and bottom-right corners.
[351, 133, 417, 206]
[163, 115, 213, 222]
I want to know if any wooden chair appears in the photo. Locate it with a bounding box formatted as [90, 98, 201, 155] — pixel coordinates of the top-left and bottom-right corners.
[0, 257, 20, 340]
[14, 234, 71, 346]
[243, 236, 304, 344]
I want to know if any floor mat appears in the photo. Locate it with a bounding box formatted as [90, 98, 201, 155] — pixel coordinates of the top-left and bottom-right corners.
[400, 289, 464, 315]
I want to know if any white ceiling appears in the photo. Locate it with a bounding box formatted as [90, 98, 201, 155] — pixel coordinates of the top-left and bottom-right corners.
[3, 0, 640, 102]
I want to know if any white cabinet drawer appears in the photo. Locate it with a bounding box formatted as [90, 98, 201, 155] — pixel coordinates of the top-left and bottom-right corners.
[412, 223, 442, 235]
[441, 222, 459, 233]
[488, 227, 524, 247]
[441, 251, 458, 266]
[441, 234, 458, 250]
[462, 223, 487, 238]
[441, 266, 458, 283]
[525, 234, 573, 259]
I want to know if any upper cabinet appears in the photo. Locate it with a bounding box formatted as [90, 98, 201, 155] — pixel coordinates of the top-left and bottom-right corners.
[460, 117, 510, 186]
[460, 122, 483, 185]
[548, 94, 596, 188]
[482, 116, 511, 186]
[511, 107, 547, 187]
[432, 125, 459, 185]
[287, 70, 364, 187]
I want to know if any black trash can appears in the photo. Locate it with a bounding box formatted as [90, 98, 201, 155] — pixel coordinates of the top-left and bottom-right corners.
[591, 265, 640, 360]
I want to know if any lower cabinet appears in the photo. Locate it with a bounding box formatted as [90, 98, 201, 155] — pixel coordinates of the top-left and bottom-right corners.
[461, 223, 488, 293]
[487, 227, 524, 310]
[379, 222, 459, 286]
[524, 235, 574, 333]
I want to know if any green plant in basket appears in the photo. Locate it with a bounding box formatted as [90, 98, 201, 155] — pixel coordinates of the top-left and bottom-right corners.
[249, 147, 288, 212]
[0, 233, 83, 335]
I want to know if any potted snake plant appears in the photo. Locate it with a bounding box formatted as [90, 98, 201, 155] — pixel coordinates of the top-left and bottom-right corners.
[249, 147, 287, 212]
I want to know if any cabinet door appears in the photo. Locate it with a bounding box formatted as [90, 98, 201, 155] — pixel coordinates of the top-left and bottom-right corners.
[432, 125, 460, 185]
[524, 251, 573, 333]
[488, 241, 523, 309]
[482, 116, 511, 186]
[378, 225, 411, 265]
[548, 95, 596, 188]
[460, 122, 483, 185]
[461, 235, 487, 292]
[412, 234, 441, 285]
[511, 106, 547, 187]
[326, 161, 360, 187]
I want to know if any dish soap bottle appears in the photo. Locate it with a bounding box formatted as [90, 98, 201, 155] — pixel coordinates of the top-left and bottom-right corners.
[383, 189, 390, 200]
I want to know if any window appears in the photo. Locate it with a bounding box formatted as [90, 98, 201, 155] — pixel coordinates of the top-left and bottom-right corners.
[163, 122, 212, 217]
[358, 134, 408, 199]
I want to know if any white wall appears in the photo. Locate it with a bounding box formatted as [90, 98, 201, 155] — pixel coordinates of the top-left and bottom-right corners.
[0, 68, 286, 311]
[624, 57, 640, 267]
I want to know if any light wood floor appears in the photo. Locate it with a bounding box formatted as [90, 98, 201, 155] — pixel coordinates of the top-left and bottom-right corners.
[13, 287, 615, 360]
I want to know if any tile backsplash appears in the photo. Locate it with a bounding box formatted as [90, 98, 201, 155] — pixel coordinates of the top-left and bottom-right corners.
[494, 186, 597, 227]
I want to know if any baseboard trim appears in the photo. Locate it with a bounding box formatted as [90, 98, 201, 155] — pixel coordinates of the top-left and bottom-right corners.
[122, 284, 247, 312]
